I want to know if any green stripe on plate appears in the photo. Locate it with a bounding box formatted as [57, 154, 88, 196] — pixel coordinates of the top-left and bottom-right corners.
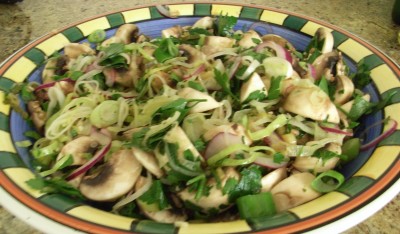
[0, 76, 15, 92]
[282, 15, 308, 31]
[378, 130, 400, 146]
[132, 220, 176, 234]
[0, 151, 26, 169]
[381, 87, 400, 104]
[247, 211, 298, 230]
[331, 31, 348, 48]
[240, 6, 263, 20]
[61, 27, 85, 42]
[194, 3, 211, 16]
[0, 112, 9, 131]
[337, 176, 374, 197]
[24, 48, 46, 66]
[359, 54, 385, 70]
[107, 13, 126, 28]
[39, 193, 83, 213]
[149, 6, 163, 19]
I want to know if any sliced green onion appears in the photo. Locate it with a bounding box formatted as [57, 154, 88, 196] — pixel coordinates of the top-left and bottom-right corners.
[248, 114, 288, 141]
[15, 140, 32, 148]
[220, 152, 263, 167]
[88, 29, 106, 43]
[236, 192, 276, 219]
[311, 170, 345, 193]
[40, 154, 73, 177]
[207, 143, 249, 166]
[341, 138, 360, 163]
[90, 100, 119, 128]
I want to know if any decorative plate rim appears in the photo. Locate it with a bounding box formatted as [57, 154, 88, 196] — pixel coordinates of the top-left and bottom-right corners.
[0, 2, 399, 234]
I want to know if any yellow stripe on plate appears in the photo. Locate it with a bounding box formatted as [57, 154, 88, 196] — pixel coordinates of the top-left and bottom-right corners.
[289, 191, 349, 218]
[211, 4, 242, 17]
[3, 167, 45, 198]
[385, 104, 400, 130]
[337, 38, 373, 63]
[178, 220, 251, 234]
[301, 22, 333, 36]
[0, 130, 16, 153]
[122, 8, 151, 23]
[168, 4, 194, 16]
[370, 64, 400, 94]
[77, 17, 110, 36]
[67, 206, 135, 230]
[0, 93, 11, 115]
[3, 57, 36, 83]
[36, 33, 70, 56]
[260, 10, 288, 25]
[354, 146, 400, 179]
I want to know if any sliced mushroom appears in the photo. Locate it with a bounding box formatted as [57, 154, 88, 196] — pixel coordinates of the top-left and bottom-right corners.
[203, 123, 251, 145]
[261, 167, 288, 192]
[201, 36, 235, 56]
[238, 30, 262, 49]
[178, 167, 240, 214]
[179, 44, 207, 64]
[192, 16, 214, 29]
[135, 176, 187, 223]
[163, 125, 202, 161]
[101, 36, 124, 47]
[177, 87, 221, 113]
[282, 84, 340, 123]
[315, 28, 334, 54]
[334, 75, 354, 105]
[56, 136, 98, 166]
[261, 34, 296, 52]
[240, 72, 268, 103]
[103, 54, 143, 88]
[271, 172, 321, 212]
[79, 149, 142, 201]
[293, 143, 342, 173]
[115, 24, 139, 44]
[132, 147, 164, 178]
[312, 51, 340, 81]
[64, 43, 95, 59]
[27, 101, 46, 132]
[150, 71, 175, 92]
[162, 25, 183, 38]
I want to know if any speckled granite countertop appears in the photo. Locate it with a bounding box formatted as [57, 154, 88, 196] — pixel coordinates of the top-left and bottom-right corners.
[0, 0, 399, 233]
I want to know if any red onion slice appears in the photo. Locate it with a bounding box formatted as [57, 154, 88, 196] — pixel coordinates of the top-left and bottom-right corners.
[360, 119, 397, 151]
[320, 125, 353, 136]
[255, 41, 293, 64]
[254, 156, 288, 169]
[182, 64, 206, 80]
[34, 78, 75, 92]
[308, 63, 317, 79]
[228, 56, 242, 80]
[155, 5, 179, 18]
[67, 139, 112, 180]
[204, 132, 243, 159]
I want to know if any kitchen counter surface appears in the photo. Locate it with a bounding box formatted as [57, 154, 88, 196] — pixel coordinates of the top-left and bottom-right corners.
[0, 0, 399, 233]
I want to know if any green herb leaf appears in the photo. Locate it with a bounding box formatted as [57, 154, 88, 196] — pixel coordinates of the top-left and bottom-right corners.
[214, 69, 239, 102]
[98, 43, 128, 68]
[139, 180, 170, 210]
[348, 95, 371, 121]
[26, 177, 84, 199]
[215, 14, 237, 37]
[267, 76, 284, 100]
[153, 38, 179, 63]
[226, 165, 262, 202]
[351, 61, 372, 90]
[273, 152, 285, 164]
[313, 149, 346, 165]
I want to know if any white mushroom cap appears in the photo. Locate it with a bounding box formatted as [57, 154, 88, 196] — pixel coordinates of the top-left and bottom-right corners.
[316, 28, 334, 54]
[161, 25, 183, 38]
[79, 149, 142, 201]
[201, 36, 235, 56]
[334, 75, 355, 105]
[57, 136, 98, 166]
[192, 16, 214, 29]
[177, 87, 221, 113]
[271, 172, 321, 212]
[115, 24, 138, 44]
[238, 30, 262, 49]
[132, 147, 164, 178]
[64, 43, 95, 59]
[282, 85, 340, 123]
[261, 167, 288, 192]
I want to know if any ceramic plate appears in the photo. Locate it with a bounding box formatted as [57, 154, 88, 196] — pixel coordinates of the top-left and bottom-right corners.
[0, 3, 399, 234]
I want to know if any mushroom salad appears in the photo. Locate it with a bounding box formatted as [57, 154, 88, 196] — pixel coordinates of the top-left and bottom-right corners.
[6, 13, 397, 223]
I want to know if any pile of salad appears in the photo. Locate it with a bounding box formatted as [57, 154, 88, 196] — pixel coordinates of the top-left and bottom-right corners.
[5, 13, 397, 223]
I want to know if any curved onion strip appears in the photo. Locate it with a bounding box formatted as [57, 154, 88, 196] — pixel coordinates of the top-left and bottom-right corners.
[34, 78, 75, 92]
[206, 50, 238, 60]
[182, 64, 206, 80]
[66, 138, 112, 181]
[237, 59, 260, 80]
[112, 171, 153, 211]
[320, 125, 353, 136]
[228, 56, 242, 79]
[360, 119, 397, 151]
[255, 41, 293, 63]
